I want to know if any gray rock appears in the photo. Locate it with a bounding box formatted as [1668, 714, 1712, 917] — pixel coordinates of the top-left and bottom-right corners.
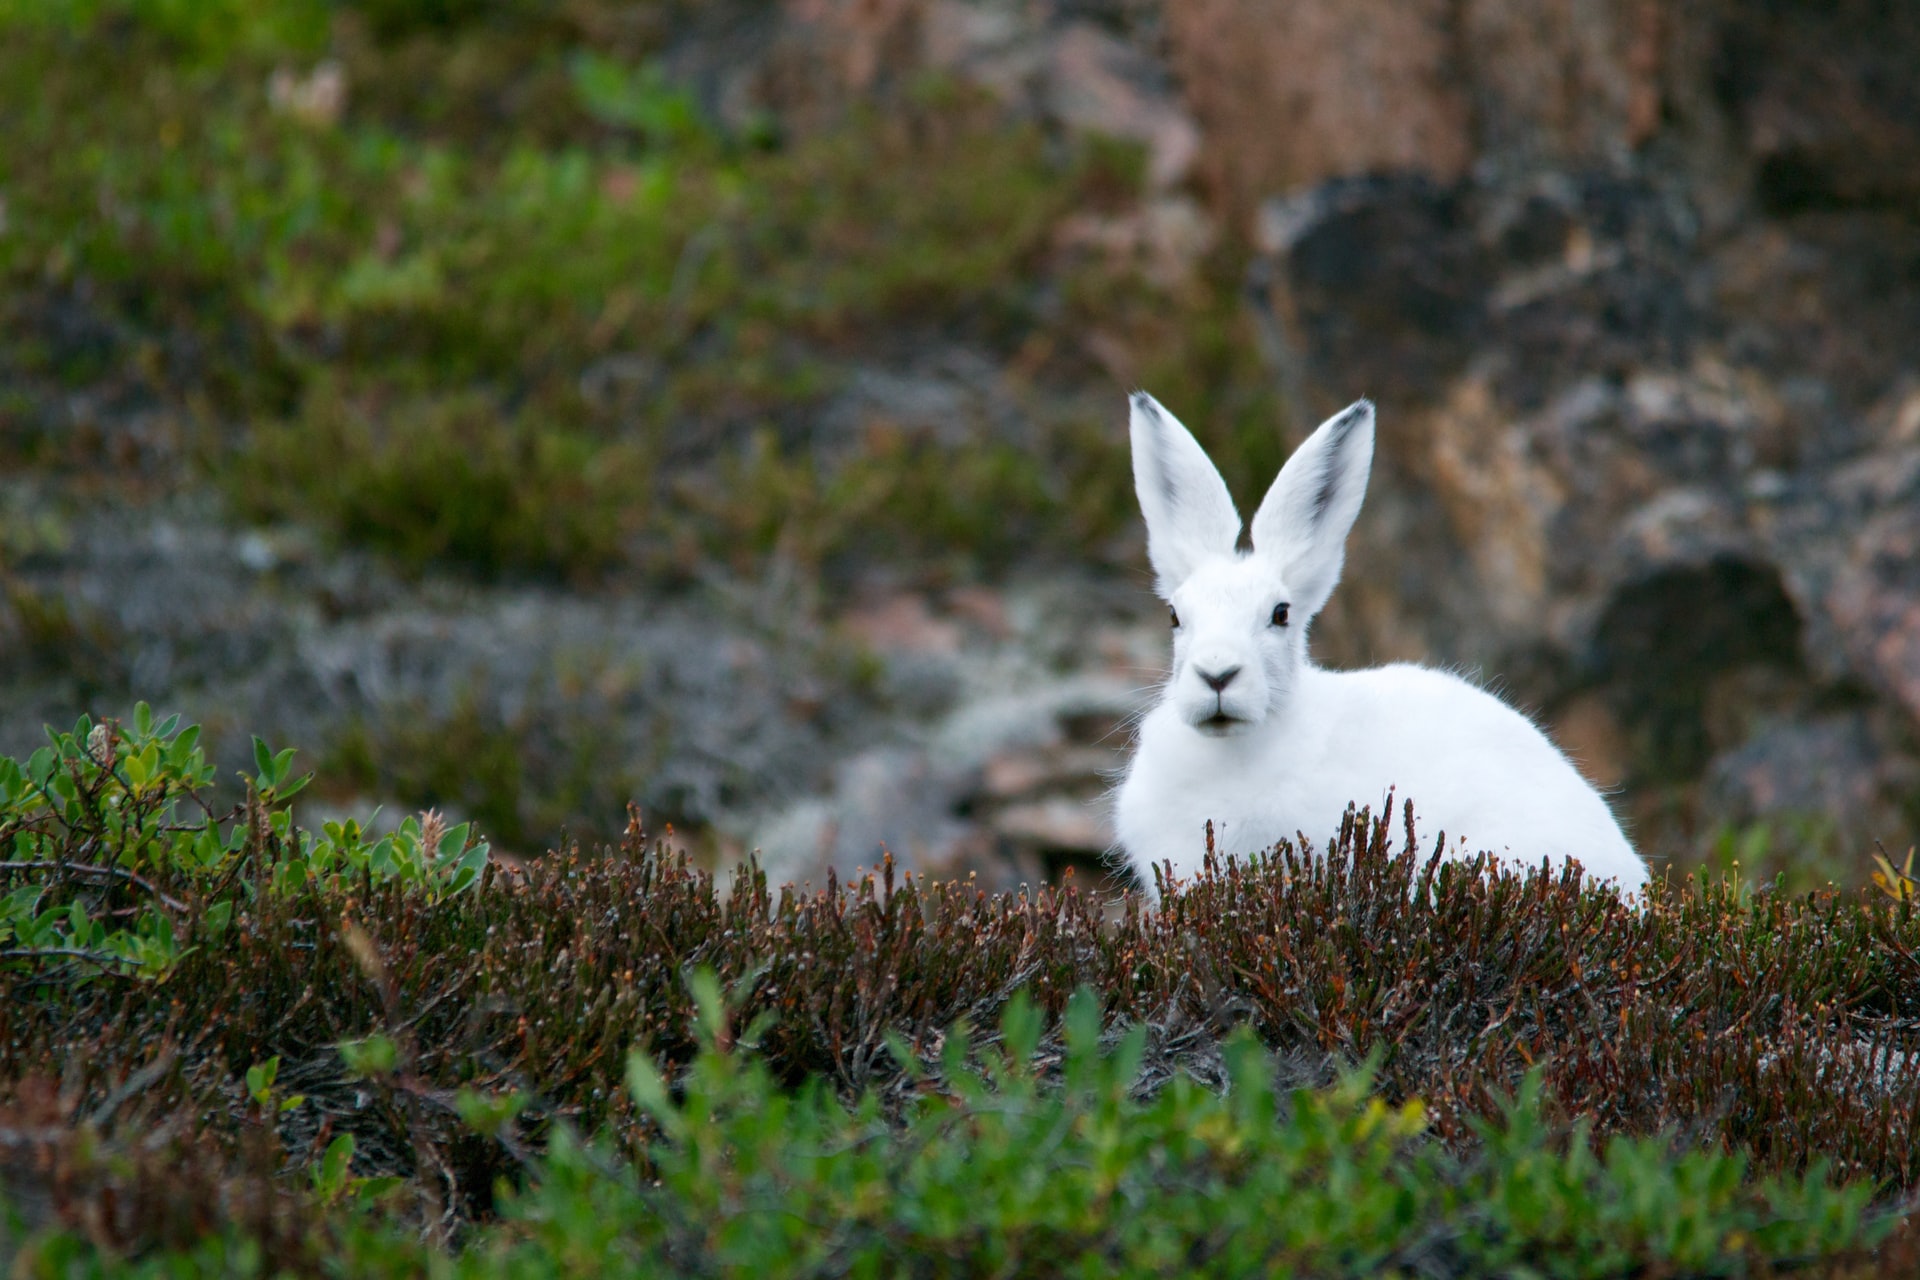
[1251, 168, 1920, 862]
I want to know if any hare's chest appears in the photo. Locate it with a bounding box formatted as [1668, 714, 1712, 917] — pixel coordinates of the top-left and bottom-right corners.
[1116, 725, 1344, 876]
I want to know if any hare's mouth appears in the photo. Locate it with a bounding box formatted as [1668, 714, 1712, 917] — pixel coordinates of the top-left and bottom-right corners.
[1195, 712, 1248, 736]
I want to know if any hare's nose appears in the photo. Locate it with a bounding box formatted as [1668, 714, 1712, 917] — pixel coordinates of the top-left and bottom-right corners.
[1198, 665, 1241, 693]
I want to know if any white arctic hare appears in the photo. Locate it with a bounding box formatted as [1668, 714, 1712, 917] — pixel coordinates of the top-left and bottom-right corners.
[1113, 392, 1648, 898]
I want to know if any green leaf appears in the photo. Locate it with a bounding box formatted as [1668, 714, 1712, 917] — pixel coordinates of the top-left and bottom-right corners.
[26, 747, 55, 790]
[314, 1133, 355, 1199]
[454, 1087, 527, 1138]
[338, 1034, 398, 1079]
[246, 1056, 280, 1104]
[624, 1050, 680, 1135]
[688, 967, 726, 1047]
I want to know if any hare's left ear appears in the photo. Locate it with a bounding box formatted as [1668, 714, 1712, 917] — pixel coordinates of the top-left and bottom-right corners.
[1249, 400, 1374, 621]
[1129, 391, 1241, 598]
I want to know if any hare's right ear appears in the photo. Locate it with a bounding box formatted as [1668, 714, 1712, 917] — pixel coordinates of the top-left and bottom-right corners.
[1248, 400, 1375, 621]
[1130, 391, 1240, 597]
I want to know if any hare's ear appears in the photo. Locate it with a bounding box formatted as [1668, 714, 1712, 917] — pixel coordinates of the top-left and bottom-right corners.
[1130, 391, 1241, 597]
[1248, 400, 1374, 620]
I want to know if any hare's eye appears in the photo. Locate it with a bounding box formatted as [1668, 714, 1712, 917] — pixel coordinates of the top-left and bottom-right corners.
[1271, 602, 1290, 627]
[1169, 606, 1180, 629]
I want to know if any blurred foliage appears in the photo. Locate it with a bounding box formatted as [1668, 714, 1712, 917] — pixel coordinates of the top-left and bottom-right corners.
[320, 688, 645, 854]
[0, 0, 1285, 585]
[1697, 813, 1850, 897]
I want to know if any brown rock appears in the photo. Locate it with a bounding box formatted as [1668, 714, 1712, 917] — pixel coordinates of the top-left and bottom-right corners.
[1166, 0, 1473, 222]
[1704, 712, 1918, 855]
[1717, 0, 1920, 213]
[840, 593, 963, 656]
[1248, 162, 1920, 864]
[993, 797, 1113, 853]
[1549, 692, 1629, 791]
[1459, 0, 1665, 164]
[1046, 22, 1201, 190]
[1828, 507, 1920, 729]
[980, 745, 1118, 800]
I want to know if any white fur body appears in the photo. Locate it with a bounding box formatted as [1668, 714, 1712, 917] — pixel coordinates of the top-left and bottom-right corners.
[1113, 390, 1648, 898]
[1116, 661, 1647, 890]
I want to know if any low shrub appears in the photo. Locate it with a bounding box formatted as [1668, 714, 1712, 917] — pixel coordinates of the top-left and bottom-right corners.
[1, 983, 1904, 1277]
[0, 705, 488, 981]
[3, 710, 1920, 1277]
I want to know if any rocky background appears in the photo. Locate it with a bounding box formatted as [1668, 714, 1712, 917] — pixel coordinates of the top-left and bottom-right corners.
[2, 0, 1915, 893]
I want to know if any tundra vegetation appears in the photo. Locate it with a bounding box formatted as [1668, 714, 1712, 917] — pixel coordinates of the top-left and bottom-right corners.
[3, 708, 1920, 1274]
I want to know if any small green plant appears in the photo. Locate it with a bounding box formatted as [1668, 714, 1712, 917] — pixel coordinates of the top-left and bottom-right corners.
[245, 1055, 306, 1116]
[568, 51, 709, 148]
[310, 1133, 403, 1210]
[0, 703, 491, 980]
[337, 1033, 400, 1081]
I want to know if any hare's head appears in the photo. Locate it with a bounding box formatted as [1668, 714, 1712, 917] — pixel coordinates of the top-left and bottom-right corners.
[1130, 392, 1374, 737]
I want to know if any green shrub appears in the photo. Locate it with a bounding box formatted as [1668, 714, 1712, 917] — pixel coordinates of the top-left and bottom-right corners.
[233, 383, 642, 578]
[0, 704, 488, 981]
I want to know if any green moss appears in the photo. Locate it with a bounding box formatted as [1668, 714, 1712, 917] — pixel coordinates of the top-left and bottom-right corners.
[319, 690, 643, 853]
[232, 381, 642, 578]
[323, 697, 529, 847]
[0, 579, 124, 696]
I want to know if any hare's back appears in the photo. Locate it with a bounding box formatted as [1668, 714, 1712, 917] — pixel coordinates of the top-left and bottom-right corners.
[1318, 663, 1641, 883]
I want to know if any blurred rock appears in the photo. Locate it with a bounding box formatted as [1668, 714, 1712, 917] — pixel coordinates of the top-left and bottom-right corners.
[993, 796, 1110, 853]
[1166, 0, 1920, 229]
[1250, 163, 1920, 859]
[0, 493, 878, 853]
[1043, 21, 1199, 190]
[1827, 502, 1920, 729]
[747, 578, 1150, 892]
[1716, 0, 1920, 214]
[1167, 0, 1472, 222]
[1704, 712, 1919, 856]
[1459, 0, 1663, 166]
[763, 0, 1216, 280]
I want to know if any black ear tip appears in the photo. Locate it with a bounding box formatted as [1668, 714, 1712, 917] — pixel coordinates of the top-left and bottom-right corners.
[1129, 389, 1154, 408]
[1323, 398, 1375, 441]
